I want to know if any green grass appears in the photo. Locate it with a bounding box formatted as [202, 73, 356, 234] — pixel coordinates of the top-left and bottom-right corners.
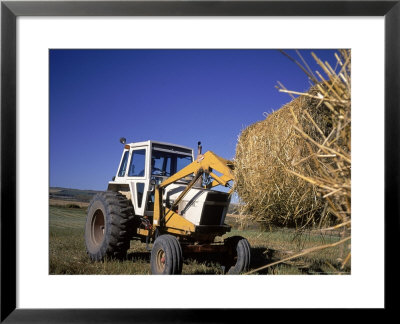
[49, 206, 350, 275]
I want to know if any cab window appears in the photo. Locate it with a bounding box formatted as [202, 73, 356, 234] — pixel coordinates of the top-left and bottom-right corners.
[118, 151, 129, 177]
[151, 150, 192, 176]
[136, 183, 145, 208]
[177, 155, 192, 172]
[128, 149, 146, 177]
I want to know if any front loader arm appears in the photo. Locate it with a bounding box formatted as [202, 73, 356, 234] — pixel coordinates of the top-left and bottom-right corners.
[153, 151, 234, 230]
[159, 151, 234, 189]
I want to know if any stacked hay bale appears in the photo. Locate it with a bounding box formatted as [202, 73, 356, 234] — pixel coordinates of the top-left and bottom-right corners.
[234, 50, 351, 230]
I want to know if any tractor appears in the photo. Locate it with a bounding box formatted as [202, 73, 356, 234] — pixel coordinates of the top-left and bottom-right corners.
[84, 139, 251, 274]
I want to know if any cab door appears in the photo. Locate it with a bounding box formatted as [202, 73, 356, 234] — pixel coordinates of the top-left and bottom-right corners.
[126, 147, 149, 216]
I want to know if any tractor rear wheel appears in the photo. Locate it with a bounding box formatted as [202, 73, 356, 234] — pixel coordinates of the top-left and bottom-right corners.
[85, 191, 135, 261]
[150, 235, 183, 274]
[224, 236, 251, 274]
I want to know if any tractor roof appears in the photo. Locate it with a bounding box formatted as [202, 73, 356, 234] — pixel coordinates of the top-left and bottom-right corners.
[127, 140, 193, 153]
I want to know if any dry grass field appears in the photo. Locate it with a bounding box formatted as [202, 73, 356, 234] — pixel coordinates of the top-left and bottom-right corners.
[49, 204, 350, 275]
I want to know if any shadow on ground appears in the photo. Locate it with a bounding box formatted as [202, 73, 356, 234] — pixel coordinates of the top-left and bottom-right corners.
[126, 251, 151, 262]
[125, 247, 346, 275]
[183, 247, 275, 275]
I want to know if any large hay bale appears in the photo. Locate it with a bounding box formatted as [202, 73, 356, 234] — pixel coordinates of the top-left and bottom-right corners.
[234, 92, 326, 228]
[233, 50, 351, 229]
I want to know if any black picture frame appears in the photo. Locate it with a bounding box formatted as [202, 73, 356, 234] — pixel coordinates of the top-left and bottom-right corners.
[1, 0, 398, 322]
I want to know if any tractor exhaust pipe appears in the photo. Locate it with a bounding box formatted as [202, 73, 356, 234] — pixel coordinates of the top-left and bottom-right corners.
[196, 141, 204, 163]
[197, 141, 202, 156]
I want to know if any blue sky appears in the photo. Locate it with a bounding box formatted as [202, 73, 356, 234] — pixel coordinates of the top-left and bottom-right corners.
[50, 49, 338, 190]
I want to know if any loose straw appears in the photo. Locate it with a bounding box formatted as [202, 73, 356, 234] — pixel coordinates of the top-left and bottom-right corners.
[245, 236, 351, 275]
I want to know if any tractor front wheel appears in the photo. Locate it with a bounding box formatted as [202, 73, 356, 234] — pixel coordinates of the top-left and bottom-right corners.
[224, 236, 251, 274]
[150, 235, 183, 274]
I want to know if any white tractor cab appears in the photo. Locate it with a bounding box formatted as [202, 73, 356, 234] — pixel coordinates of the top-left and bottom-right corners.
[85, 138, 251, 274]
[108, 139, 231, 228]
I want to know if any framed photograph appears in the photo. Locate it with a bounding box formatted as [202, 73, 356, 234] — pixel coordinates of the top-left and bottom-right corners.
[1, 0, 397, 321]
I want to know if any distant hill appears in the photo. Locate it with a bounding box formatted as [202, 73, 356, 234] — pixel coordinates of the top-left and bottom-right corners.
[49, 187, 101, 203]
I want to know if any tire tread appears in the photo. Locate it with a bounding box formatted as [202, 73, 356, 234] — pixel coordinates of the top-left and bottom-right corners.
[85, 191, 136, 261]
